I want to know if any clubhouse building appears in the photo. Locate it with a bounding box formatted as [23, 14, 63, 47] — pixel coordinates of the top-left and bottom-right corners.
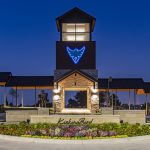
[0, 7, 150, 124]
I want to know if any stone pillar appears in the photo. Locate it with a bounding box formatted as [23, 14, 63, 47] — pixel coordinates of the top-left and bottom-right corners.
[53, 84, 62, 113]
[54, 101, 62, 113]
[91, 101, 99, 113]
[90, 83, 99, 114]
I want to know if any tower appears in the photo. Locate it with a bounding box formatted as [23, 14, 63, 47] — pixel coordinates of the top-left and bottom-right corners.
[53, 7, 99, 114]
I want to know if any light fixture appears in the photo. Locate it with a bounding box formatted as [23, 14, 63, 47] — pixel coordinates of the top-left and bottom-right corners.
[53, 87, 60, 94]
[91, 87, 98, 93]
[53, 95, 60, 101]
[91, 94, 98, 101]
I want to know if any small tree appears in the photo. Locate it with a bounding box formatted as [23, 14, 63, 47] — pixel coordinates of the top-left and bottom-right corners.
[109, 93, 121, 108]
[99, 92, 121, 108]
[99, 91, 108, 107]
[5, 96, 9, 106]
[9, 88, 16, 106]
[9, 88, 19, 107]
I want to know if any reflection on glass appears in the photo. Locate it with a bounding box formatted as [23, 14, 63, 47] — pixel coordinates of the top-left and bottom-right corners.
[65, 91, 87, 108]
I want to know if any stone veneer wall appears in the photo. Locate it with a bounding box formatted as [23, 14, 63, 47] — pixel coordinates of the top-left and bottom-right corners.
[5, 108, 50, 122]
[114, 110, 146, 124]
[5, 109, 146, 124]
[30, 115, 120, 124]
[53, 72, 99, 114]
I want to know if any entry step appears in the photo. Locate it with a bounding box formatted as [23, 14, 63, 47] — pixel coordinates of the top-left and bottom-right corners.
[61, 109, 91, 114]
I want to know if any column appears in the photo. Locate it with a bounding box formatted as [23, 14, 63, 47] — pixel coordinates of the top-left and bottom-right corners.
[3, 86, 6, 107]
[16, 86, 18, 107]
[134, 89, 136, 110]
[146, 94, 148, 115]
[128, 89, 131, 110]
[35, 86, 37, 107]
[115, 89, 117, 109]
[21, 87, 24, 107]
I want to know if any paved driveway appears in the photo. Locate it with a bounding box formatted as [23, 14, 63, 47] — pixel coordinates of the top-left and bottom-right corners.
[0, 137, 150, 150]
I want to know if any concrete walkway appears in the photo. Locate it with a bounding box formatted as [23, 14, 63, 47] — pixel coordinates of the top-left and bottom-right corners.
[0, 135, 150, 150]
[1, 134, 150, 144]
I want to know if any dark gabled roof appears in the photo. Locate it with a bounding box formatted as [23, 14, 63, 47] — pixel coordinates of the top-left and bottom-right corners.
[98, 78, 144, 89]
[143, 82, 150, 93]
[6, 76, 54, 87]
[55, 69, 97, 83]
[56, 7, 96, 32]
[0, 72, 12, 83]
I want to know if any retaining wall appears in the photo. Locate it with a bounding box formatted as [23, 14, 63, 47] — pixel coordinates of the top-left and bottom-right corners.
[30, 114, 120, 124]
[114, 110, 146, 124]
[6, 108, 49, 122]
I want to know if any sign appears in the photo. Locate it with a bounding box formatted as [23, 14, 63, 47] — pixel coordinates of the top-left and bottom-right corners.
[66, 46, 86, 64]
[57, 117, 93, 125]
[56, 41, 96, 69]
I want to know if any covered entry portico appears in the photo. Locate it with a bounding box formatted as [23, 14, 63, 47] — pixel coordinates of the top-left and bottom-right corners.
[53, 70, 99, 114]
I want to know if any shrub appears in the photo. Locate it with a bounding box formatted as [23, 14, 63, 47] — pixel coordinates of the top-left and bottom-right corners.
[0, 122, 150, 138]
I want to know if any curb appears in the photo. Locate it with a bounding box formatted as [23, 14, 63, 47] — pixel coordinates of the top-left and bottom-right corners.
[0, 135, 150, 144]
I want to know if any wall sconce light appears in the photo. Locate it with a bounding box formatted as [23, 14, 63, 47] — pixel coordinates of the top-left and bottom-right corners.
[91, 94, 99, 104]
[53, 95, 60, 101]
[91, 87, 98, 93]
[53, 87, 60, 94]
[91, 94, 98, 101]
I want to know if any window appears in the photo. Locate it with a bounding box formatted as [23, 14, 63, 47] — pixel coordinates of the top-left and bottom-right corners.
[62, 23, 90, 41]
[65, 90, 87, 108]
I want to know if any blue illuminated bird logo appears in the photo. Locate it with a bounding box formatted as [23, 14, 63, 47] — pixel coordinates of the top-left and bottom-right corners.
[66, 46, 86, 64]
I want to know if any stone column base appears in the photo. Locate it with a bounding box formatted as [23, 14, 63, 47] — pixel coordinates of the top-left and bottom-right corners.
[91, 103, 100, 113]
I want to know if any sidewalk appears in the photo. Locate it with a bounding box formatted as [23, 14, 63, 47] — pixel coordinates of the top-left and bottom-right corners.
[0, 134, 150, 144]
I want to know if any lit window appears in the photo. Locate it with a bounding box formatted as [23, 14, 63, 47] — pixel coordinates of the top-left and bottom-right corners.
[76, 24, 89, 32]
[62, 23, 90, 41]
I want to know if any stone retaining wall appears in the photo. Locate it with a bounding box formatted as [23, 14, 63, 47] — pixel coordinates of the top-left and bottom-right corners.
[6, 108, 50, 122]
[114, 110, 146, 124]
[5, 108, 146, 124]
[30, 114, 120, 124]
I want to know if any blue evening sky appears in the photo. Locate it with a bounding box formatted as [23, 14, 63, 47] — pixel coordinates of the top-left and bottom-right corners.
[0, 0, 150, 80]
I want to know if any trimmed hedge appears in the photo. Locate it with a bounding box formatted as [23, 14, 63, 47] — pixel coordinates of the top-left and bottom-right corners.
[0, 122, 150, 138]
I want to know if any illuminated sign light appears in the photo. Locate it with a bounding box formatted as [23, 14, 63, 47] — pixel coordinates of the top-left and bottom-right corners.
[66, 46, 86, 64]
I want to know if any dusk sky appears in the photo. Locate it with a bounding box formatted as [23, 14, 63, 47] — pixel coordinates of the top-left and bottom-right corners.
[0, 0, 150, 81]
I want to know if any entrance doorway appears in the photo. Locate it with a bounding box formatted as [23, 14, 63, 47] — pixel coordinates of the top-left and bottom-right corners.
[65, 90, 87, 108]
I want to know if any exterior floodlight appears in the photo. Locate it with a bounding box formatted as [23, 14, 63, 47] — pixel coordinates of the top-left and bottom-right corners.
[91, 94, 98, 102]
[53, 88, 60, 94]
[91, 87, 98, 93]
[53, 95, 60, 101]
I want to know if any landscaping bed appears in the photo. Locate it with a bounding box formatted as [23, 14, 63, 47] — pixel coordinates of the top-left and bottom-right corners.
[0, 122, 150, 139]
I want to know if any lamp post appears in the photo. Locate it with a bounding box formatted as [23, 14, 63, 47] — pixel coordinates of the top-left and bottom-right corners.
[107, 76, 112, 107]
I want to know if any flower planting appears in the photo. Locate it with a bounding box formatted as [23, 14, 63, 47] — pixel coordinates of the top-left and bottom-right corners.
[0, 122, 150, 139]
